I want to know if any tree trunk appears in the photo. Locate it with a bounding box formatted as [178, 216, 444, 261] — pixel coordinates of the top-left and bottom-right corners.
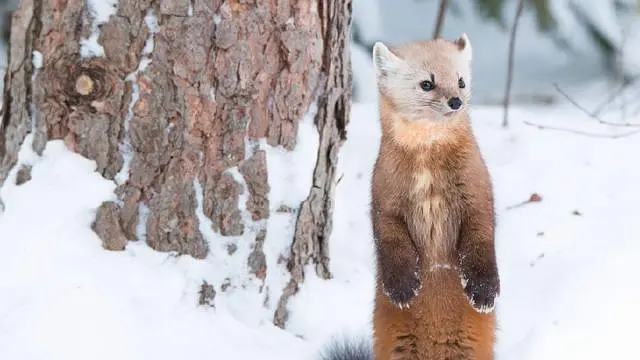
[0, 0, 351, 328]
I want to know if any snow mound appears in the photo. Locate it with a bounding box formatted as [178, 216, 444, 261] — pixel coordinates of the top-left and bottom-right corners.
[0, 139, 308, 360]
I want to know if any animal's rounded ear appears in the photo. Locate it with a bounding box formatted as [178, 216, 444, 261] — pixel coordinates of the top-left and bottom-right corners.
[372, 42, 406, 87]
[455, 33, 472, 62]
[373, 42, 400, 71]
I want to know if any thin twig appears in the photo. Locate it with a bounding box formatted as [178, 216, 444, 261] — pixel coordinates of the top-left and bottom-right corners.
[505, 193, 542, 211]
[502, 0, 525, 128]
[523, 120, 640, 138]
[432, 0, 449, 39]
[592, 81, 630, 117]
[552, 83, 640, 127]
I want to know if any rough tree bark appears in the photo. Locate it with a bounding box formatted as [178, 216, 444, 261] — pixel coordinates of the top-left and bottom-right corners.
[0, 0, 351, 328]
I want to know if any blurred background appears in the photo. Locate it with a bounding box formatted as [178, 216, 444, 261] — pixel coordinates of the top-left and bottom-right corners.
[349, 0, 640, 106]
[0, 1, 638, 359]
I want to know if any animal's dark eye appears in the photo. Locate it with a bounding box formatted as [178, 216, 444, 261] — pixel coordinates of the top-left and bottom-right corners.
[420, 80, 435, 92]
[458, 78, 466, 89]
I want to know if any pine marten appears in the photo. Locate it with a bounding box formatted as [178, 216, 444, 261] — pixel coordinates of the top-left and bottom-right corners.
[319, 33, 500, 360]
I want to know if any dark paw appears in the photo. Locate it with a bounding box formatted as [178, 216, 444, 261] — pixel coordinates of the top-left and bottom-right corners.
[381, 267, 422, 309]
[461, 272, 499, 313]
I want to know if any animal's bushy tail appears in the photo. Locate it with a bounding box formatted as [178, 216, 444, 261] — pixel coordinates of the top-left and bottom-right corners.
[317, 337, 373, 360]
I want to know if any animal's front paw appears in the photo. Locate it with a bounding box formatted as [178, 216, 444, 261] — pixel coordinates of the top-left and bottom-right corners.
[461, 271, 499, 313]
[381, 266, 422, 309]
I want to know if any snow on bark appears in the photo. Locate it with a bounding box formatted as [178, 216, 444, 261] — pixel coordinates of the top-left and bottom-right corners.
[273, 0, 352, 327]
[80, 0, 118, 58]
[114, 9, 158, 186]
[29, 51, 42, 139]
[261, 100, 320, 318]
[193, 153, 216, 247]
[1, 0, 352, 327]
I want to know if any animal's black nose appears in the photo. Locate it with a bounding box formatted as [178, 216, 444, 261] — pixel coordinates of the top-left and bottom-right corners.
[448, 97, 462, 110]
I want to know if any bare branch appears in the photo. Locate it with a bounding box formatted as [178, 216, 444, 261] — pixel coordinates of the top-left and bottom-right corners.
[592, 81, 631, 117]
[552, 83, 640, 127]
[502, 0, 525, 128]
[432, 0, 449, 39]
[505, 193, 542, 211]
[523, 120, 640, 139]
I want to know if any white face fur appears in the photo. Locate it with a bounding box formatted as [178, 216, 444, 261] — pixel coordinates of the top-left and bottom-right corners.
[372, 34, 473, 122]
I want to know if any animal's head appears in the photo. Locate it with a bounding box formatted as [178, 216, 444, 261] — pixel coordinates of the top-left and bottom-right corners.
[372, 34, 472, 122]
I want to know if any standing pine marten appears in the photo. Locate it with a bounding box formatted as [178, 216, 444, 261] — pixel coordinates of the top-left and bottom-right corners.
[319, 33, 500, 360]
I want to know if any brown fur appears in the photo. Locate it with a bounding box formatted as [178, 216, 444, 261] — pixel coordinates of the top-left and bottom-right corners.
[370, 35, 499, 360]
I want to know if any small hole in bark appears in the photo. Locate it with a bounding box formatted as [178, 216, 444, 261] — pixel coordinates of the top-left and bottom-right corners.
[75, 74, 94, 96]
[50, 56, 116, 106]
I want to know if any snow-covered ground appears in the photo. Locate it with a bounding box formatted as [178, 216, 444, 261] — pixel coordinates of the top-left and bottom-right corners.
[1, 80, 640, 358]
[0, 136, 310, 359]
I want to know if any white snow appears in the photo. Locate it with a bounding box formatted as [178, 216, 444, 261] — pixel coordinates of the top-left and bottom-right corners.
[29, 51, 42, 134]
[1, 82, 640, 358]
[258, 100, 323, 316]
[86, 0, 118, 24]
[143, 9, 159, 55]
[31, 51, 43, 69]
[264, 101, 320, 212]
[114, 9, 158, 185]
[79, 33, 105, 58]
[225, 166, 261, 233]
[193, 154, 215, 248]
[79, 0, 119, 58]
[0, 140, 310, 360]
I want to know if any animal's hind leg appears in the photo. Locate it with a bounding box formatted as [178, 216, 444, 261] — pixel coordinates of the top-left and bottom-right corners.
[373, 295, 420, 360]
[387, 333, 419, 360]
